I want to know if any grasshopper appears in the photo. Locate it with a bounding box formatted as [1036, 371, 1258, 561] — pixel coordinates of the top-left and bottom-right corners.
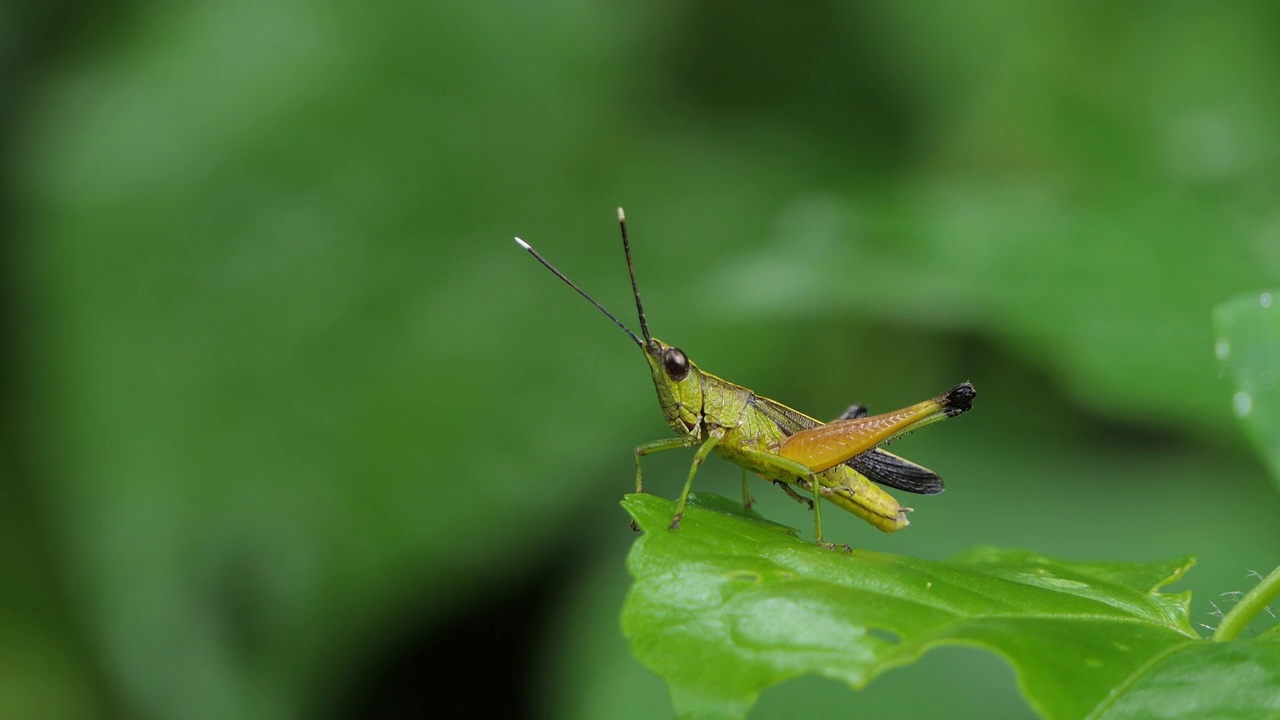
[515, 209, 974, 548]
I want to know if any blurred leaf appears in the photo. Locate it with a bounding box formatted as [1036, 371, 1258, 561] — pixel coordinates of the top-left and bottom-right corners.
[1214, 290, 1280, 489]
[622, 493, 1279, 720]
[705, 179, 1267, 440]
[0, 477, 103, 719]
[20, 0, 667, 716]
[701, 3, 1280, 437]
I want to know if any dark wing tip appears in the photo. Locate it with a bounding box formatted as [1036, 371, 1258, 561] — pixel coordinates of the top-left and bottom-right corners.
[909, 473, 945, 495]
[847, 450, 946, 495]
[942, 382, 975, 417]
[905, 475, 946, 495]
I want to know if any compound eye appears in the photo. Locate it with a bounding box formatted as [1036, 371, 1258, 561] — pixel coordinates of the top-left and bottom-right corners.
[663, 347, 690, 381]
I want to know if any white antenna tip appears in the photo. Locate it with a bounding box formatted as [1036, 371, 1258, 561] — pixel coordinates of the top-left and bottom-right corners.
[617, 207, 626, 222]
[514, 236, 531, 250]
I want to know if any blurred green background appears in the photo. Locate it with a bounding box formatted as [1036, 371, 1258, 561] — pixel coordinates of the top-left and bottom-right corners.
[4, 2, 1280, 718]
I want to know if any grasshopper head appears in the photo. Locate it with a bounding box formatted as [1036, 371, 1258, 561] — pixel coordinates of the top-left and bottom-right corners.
[644, 338, 703, 435]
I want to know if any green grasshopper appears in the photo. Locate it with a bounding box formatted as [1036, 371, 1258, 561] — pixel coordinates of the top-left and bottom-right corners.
[515, 209, 974, 548]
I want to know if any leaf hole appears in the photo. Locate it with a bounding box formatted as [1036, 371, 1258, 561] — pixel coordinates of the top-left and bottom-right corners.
[867, 627, 901, 644]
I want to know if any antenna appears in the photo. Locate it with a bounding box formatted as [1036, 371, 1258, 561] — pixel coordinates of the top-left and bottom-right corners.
[514, 237, 643, 347]
[617, 208, 652, 343]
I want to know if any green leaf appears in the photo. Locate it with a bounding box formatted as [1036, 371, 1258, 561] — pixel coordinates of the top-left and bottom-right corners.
[1089, 638, 1280, 719]
[1214, 290, 1280, 488]
[622, 493, 1280, 719]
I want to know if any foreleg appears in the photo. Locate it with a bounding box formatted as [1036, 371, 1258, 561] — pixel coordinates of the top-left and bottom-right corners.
[669, 431, 724, 530]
